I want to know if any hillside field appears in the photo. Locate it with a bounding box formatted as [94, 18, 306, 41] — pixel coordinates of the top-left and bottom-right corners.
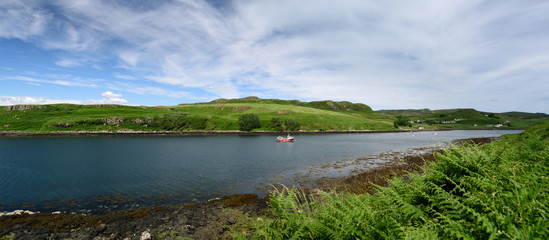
[0, 97, 547, 133]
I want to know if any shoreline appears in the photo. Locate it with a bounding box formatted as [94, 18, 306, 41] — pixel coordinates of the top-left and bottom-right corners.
[0, 137, 499, 239]
[0, 128, 518, 137]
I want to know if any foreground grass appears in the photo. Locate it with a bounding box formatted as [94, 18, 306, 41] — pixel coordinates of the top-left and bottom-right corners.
[243, 122, 549, 239]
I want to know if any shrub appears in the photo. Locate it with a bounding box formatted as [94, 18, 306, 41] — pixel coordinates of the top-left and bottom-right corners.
[239, 113, 261, 131]
[269, 118, 284, 132]
[150, 114, 208, 130]
[284, 118, 300, 131]
[394, 115, 412, 128]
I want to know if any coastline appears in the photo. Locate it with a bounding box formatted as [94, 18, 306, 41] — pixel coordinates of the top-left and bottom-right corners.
[0, 128, 509, 137]
[0, 137, 499, 239]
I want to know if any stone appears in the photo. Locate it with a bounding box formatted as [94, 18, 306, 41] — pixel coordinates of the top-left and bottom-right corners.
[140, 229, 151, 240]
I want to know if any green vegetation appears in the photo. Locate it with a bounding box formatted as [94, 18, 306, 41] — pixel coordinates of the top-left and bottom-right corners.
[0, 98, 547, 133]
[239, 113, 261, 131]
[284, 118, 300, 131]
[393, 115, 412, 129]
[268, 118, 284, 132]
[149, 113, 208, 131]
[0, 98, 394, 133]
[244, 122, 549, 239]
[379, 108, 549, 130]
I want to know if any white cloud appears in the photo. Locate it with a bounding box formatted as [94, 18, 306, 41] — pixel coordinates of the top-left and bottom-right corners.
[8, 76, 98, 88]
[90, 91, 128, 104]
[101, 91, 122, 99]
[0, 91, 128, 105]
[55, 58, 82, 67]
[113, 73, 136, 80]
[1, 0, 549, 112]
[0, 96, 80, 105]
[0, 0, 50, 40]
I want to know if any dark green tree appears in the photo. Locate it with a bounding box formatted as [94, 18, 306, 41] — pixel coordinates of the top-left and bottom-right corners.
[394, 115, 412, 128]
[239, 113, 261, 131]
[269, 118, 284, 132]
[150, 114, 208, 131]
[284, 118, 301, 131]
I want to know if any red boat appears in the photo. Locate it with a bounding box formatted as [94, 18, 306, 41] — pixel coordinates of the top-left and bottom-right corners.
[277, 134, 295, 142]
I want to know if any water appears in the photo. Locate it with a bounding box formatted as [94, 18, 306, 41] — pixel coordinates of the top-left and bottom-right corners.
[0, 130, 521, 213]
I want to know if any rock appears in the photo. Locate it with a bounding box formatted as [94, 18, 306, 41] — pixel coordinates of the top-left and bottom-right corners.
[140, 229, 151, 240]
[101, 118, 124, 125]
[0, 210, 36, 217]
[4, 105, 42, 111]
[131, 119, 144, 124]
[232, 106, 251, 111]
[53, 122, 72, 128]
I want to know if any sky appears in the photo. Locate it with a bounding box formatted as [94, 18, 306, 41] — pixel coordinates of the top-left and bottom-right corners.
[1, 0, 548, 113]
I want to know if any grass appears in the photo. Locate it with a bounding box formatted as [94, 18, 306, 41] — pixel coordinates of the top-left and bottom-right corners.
[174, 102, 393, 131]
[0, 104, 171, 132]
[242, 122, 549, 239]
[378, 108, 549, 130]
[0, 97, 546, 133]
[0, 100, 395, 133]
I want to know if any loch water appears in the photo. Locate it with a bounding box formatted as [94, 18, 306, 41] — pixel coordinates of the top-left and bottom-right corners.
[0, 130, 521, 213]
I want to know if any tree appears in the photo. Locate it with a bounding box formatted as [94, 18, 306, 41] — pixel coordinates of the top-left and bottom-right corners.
[394, 115, 412, 128]
[239, 113, 261, 131]
[284, 118, 300, 131]
[269, 118, 284, 132]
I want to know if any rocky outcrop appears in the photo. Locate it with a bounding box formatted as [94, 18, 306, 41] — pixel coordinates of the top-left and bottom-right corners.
[0, 194, 267, 240]
[4, 105, 42, 111]
[101, 118, 124, 125]
[232, 106, 251, 111]
[53, 123, 72, 128]
[132, 118, 145, 124]
[131, 118, 154, 124]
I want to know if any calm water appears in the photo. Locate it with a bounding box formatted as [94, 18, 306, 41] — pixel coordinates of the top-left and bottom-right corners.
[0, 130, 521, 213]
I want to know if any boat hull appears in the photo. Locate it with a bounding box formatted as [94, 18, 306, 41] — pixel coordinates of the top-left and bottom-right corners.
[277, 138, 294, 142]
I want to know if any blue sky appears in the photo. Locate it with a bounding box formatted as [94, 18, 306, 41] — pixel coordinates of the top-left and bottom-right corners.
[1, 0, 548, 113]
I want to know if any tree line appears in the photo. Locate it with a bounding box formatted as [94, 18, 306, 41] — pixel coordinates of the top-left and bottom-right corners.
[238, 113, 300, 132]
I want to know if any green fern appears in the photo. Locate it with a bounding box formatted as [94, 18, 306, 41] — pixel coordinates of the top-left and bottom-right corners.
[250, 123, 549, 239]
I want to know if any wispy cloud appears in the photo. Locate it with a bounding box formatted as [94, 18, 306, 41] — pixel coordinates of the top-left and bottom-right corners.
[1, 0, 548, 112]
[0, 91, 128, 105]
[8, 76, 98, 88]
[0, 96, 78, 105]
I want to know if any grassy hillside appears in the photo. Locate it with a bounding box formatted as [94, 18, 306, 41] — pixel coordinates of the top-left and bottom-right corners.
[0, 99, 394, 133]
[378, 108, 549, 130]
[0, 104, 172, 132]
[246, 122, 549, 239]
[1, 98, 546, 133]
[175, 98, 391, 131]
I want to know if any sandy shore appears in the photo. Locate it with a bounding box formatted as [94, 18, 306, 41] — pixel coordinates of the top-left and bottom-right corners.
[0, 137, 497, 239]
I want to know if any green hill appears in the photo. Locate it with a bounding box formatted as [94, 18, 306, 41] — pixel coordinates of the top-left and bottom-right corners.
[0, 98, 547, 133]
[378, 108, 549, 129]
[0, 99, 392, 133]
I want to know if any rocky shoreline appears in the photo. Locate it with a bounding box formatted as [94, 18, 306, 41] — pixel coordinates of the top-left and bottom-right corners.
[0, 129, 456, 137]
[0, 194, 267, 240]
[0, 137, 498, 239]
